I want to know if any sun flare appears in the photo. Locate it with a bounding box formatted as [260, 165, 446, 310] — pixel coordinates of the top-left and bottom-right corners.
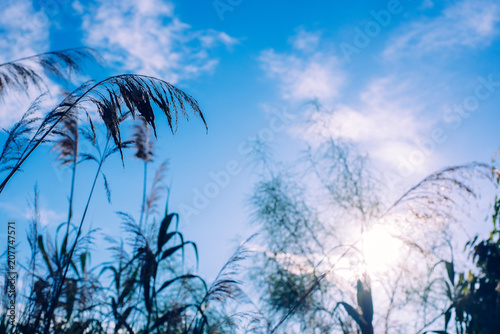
[361, 224, 405, 275]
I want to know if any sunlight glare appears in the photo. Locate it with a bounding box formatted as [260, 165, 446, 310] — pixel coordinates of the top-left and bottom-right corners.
[362, 224, 405, 275]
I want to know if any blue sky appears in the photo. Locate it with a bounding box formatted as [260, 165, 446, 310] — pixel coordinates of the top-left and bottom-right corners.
[1, 0, 500, 282]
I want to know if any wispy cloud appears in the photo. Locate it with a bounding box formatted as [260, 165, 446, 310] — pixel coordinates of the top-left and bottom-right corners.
[288, 27, 321, 52]
[385, 0, 500, 57]
[258, 30, 435, 169]
[295, 76, 437, 171]
[0, 0, 49, 125]
[0, 1, 73, 128]
[0, 195, 63, 227]
[79, 0, 238, 83]
[0, 0, 50, 62]
[259, 30, 344, 103]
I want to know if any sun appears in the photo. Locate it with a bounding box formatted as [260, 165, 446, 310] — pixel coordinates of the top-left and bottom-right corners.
[361, 224, 405, 275]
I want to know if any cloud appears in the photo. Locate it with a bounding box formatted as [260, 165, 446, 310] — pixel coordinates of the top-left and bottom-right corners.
[36, 208, 65, 226]
[19, 204, 65, 226]
[296, 76, 436, 169]
[384, 0, 500, 57]
[0, 0, 50, 62]
[259, 30, 344, 103]
[0, 195, 64, 227]
[80, 0, 238, 83]
[258, 30, 431, 170]
[288, 27, 321, 52]
[0, 1, 72, 128]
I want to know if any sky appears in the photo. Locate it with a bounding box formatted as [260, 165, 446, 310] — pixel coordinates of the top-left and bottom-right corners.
[1, 0, 500, 283]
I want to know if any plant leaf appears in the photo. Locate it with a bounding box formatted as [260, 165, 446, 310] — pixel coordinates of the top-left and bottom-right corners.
[157, 213, 179, 255]
[339, 302, 365, 328]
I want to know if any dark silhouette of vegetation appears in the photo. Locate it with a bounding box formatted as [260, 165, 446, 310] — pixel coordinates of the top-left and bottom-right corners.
[0, 72, 206, 194]
[0, 48, 243, 334]
[0, 48, 98, 98]
[336, 273, 374, 334]
[421, 170, 500, 334]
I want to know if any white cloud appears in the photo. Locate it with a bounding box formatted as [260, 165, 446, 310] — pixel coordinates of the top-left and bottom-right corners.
[0, 1, 47, 126]
[0, 2, 69, 128]
[21, 205, 65, 226]
[0, 64, 69, 128]
[1, 90, 41, 128]
[258, 30, 431, 170]
[289, 27, 321, 52]
[81, 0, 238, 83]
[385, 0, 500, 57]
[0, 0, 50, 62]
[38, 208, 65, 226]
[197, 30, 237, 49]
[259, 30, 344, 103]
[296, 76, 436, 170]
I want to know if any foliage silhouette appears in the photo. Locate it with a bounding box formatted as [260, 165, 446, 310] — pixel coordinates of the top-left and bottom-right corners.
[0, 48, 224, 334]
[423, 172, 500, 334]
[0, 47, 98, 98]
[0, 73, 206, 194]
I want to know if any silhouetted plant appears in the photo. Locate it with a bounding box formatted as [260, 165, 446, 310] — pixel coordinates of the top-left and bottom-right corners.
[335, 273, 374, 334]
[421, 169, 500, 334]
[14, 190, 103, 334]
[0, 47, 97, 98]
[103, 191, 248, 333]
[0, 72, 206, 194]
[0, 47, 209, 334]
[132, 116, 156, 229]
[52, 108, 79, 232]
[0, 93, 45, 173]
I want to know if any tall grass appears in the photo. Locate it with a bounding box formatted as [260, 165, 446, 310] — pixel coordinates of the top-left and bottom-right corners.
[0, 49, 248, 334]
